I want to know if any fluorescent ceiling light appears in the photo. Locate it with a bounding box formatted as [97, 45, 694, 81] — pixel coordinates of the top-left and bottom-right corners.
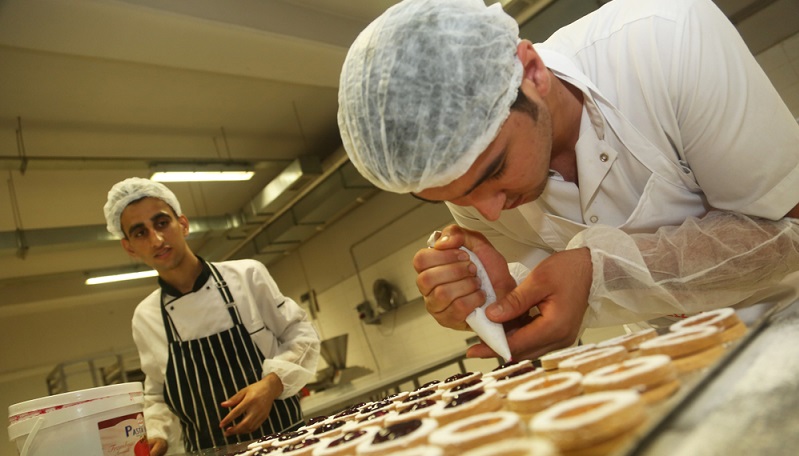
[86, 269, 158, 285]
[151, 170, 254, 182]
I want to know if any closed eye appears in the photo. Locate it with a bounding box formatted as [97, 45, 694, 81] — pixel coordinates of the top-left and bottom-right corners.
[488, 156, 507, 181]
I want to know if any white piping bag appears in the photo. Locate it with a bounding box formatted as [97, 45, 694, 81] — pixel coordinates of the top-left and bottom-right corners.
[427, 231, 512, 361]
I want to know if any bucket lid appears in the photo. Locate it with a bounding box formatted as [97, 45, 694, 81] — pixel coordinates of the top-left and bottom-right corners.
[8, 383, 143, 420]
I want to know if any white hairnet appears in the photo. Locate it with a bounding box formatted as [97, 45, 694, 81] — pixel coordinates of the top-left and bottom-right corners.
[104, 177, 182, 239]
[337, 0, 523, 194]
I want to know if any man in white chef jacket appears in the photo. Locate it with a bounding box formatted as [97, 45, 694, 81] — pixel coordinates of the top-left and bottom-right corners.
[104, 178, 320, 455]
[337, 0, 799, 361]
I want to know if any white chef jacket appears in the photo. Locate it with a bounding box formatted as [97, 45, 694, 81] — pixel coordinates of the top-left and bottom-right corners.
[131, 259, 320, 448]
[449, 0, 799, 320]
[451, 0, 799, 264]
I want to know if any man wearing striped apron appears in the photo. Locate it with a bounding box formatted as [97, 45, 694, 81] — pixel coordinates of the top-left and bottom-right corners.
[104, 178, 320, 455]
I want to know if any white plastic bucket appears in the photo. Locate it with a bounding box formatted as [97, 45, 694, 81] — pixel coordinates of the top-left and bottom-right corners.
[7, 382, 150, 456]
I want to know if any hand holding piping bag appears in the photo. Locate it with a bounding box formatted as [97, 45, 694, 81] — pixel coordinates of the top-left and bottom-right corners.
[427, 230, 512, 361]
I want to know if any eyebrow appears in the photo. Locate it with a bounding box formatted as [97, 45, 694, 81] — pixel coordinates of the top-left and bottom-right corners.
[125, 212, 172, 237]
[410, 150, 507, 203]
[459, 149, 507, 198]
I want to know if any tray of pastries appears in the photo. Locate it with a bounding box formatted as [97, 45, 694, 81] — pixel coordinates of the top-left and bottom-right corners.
[227, 307, 753, 456]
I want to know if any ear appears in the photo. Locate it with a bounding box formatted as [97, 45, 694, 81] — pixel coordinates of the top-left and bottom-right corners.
[516, 40, 551, 97]
[178, 215, 190, 237]
[120, 239, 138, 259]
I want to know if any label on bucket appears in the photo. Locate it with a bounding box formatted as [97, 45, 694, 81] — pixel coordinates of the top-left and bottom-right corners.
[97, 412, 150, 456]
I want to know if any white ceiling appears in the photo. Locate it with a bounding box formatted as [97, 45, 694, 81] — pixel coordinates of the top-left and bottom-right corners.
[0, 0, 794, 312]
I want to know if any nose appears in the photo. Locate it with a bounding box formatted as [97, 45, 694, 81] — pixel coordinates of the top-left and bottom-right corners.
[148, 230, 165, 247]
[468, 191, 505, 221]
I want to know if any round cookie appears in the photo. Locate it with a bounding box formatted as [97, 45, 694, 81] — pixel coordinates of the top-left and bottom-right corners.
[539, 344, 597, 371]
[639, 326, 725, 373]
[429, 411, 525, 454]
[505, 371, 584, 417]
[596, 328, 657, 352]
[558, 346, 628, 375]
[437, 372, 483, 391]
[483, 360, 534, 382]
[311, 426, 378, 456]
[355, 418, 438, 455]
[429, 389, 503, 426]
[485, 366, 544, 395]
[669, 308, 746, 343]
[460, 437, 559, 456]
[384, 399, 440, 426]
[582, 355, 680, 405]
[530, 390, 646, 453]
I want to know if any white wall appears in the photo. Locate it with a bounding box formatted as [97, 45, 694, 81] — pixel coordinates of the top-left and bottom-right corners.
[756, 32, 799, 116]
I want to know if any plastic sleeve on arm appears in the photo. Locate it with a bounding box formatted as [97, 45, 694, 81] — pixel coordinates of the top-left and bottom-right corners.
[567, 211, 799, 327]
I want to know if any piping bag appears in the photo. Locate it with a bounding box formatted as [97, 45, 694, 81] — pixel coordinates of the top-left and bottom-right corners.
[427, 231, 512, 361]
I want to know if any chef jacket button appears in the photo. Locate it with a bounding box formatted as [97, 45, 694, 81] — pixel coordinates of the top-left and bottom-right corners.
[169, 306, 174, 311]
[599, 153, 609, 162]
[590, 215, 599, 223]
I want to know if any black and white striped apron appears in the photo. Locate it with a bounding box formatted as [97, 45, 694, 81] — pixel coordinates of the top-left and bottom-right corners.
[161, 262, 303, 451]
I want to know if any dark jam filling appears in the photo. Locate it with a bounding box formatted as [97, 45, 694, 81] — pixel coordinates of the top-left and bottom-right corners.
[277, 429, 308, 441]
[333, 407, 359, 419]
[313, 419, 346, 435]
[404, 389, 435, 402]
[327, 430, 367, 448]
[498, 366, 536, 381]
[450, 379, 481, 392]
[250, 446, 281, 455]
[255, 433, 280, 444]
[359, 409, 389, 422]
[307, 415, 328, 425]
[360, 400, 392, 413]
[400, 399, 436, 414]
[444, 372, 473, 383]
[413, 380, 440, 392]
[493, 360, 521, 371]
[282, 438, 320, 452]
[443, 389, 484, 409]
[372, 419, 423, 444]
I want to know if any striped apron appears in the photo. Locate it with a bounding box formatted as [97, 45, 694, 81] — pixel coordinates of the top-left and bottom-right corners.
[160, 262, 303, 451]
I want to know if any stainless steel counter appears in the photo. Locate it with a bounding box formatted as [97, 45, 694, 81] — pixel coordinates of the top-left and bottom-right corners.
[623, 299, 799, 455]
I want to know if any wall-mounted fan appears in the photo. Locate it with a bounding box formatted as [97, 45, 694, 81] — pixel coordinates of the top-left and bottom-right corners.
[373, 279, 405, 312]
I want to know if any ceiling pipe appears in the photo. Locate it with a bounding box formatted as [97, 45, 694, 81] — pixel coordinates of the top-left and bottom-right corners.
[0, 214, 245, 251]
[0, 155, 290, 171]
[220, 147, 352, 261]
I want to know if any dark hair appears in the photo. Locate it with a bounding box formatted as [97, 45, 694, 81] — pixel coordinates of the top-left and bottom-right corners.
[510, 88, 539, 121]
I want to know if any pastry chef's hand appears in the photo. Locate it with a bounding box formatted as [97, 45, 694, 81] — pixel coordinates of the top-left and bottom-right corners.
[148, 437, 167, 456]
[414, 224, 516, 332]
[220, 373, 283, 436]
[467, 248, 593, 360]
